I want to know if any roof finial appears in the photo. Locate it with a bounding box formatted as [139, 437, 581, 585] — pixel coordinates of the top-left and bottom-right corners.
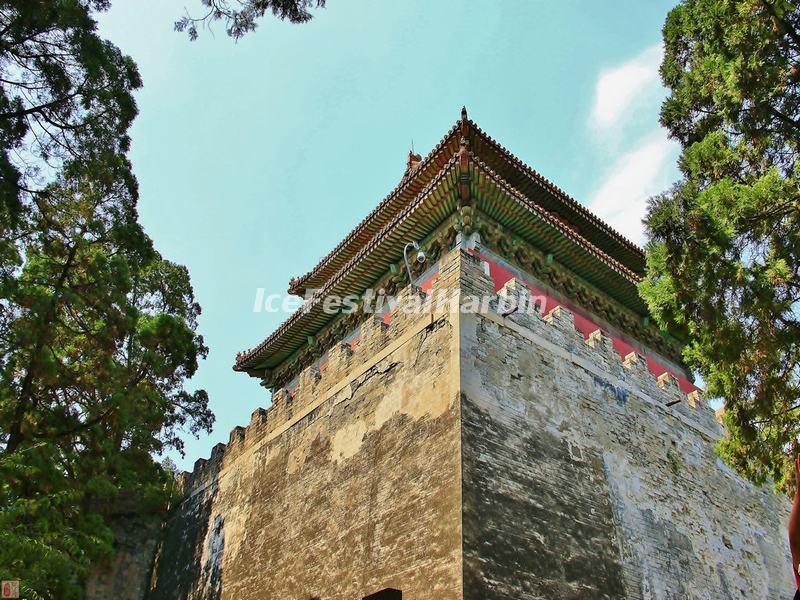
[457, 107, 471, 206]
[404, 145, 423, 179]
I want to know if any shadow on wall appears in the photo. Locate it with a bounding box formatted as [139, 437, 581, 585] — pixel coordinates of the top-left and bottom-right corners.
[146, 458, 224, 600]
[83, 492, 164, 600]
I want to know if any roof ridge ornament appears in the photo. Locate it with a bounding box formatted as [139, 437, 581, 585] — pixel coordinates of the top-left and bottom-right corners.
[458, 106, 471, 206]
[406, 148, 422, 169]
[402, 148, 423, 182]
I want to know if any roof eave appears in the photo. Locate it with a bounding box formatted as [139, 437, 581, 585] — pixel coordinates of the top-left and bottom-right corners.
[235, 158, 644, 374]
[287, 114, 646, 296]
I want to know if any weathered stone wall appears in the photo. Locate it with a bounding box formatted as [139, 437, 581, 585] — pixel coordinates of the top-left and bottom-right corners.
[147, 249, 465, 600]
[141, 245, 792, 599]
[85, 507, 162, 600]
[458, 248, 793, 599]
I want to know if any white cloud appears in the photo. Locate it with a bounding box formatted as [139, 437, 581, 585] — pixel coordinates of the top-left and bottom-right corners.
[589, 134, 678, 244]
[590, 44, 662, 132]
[586, 43, 679, 244]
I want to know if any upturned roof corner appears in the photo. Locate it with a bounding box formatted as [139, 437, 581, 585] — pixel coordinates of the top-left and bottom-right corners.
[285, 109, 642, 299]
[237, 110, 649, 376]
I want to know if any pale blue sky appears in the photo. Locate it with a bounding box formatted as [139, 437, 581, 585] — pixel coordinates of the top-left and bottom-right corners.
[98, 0, 681, 471]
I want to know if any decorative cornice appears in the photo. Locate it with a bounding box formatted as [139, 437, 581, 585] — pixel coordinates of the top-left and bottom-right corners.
[255, 213, 682, 390]
[473, 215, 684, 365]
[260, 222, 459, 389]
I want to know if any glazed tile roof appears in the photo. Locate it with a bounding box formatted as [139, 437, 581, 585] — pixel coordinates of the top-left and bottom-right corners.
[287, 108, 644, 297]
[235, 108, 647, 374]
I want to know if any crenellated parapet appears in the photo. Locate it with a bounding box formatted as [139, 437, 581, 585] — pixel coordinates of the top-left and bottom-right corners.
[490, 273, 716, 434]
[180, 247, 717, 501]
[474, 215, 685, 365]
[178, 246, 465, 498]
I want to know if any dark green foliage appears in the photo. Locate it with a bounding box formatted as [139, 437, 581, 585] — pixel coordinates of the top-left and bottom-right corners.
[175, 0, 325, 40]
[0, 0, 140, 257]
[0, 2, 213, 596]
[642, 0, 800, 493]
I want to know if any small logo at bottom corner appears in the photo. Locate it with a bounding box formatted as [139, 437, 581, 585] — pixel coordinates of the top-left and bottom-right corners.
[1, 581, 19, 599]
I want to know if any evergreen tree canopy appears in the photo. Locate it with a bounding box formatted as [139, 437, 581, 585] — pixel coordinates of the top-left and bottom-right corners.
[0, 0, 140, 248]
[642, 0, 800, 492]
[0, 2, 213, 596]
[175, 0, 325, 40]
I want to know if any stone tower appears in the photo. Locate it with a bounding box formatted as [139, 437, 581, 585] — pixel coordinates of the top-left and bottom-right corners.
[141, 110, 792, 599]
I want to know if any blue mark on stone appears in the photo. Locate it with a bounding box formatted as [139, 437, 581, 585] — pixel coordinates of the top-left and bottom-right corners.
[594, 375, 628, 405]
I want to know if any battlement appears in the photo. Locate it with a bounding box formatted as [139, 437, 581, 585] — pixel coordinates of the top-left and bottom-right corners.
[180, 246, 717, 499]
[178, 245, 462, 498]
[459, 248, 719, 436]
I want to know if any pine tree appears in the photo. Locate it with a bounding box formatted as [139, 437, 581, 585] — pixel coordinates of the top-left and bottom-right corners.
[642, 0, 800, 492]
[0, 2, 213, 594]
